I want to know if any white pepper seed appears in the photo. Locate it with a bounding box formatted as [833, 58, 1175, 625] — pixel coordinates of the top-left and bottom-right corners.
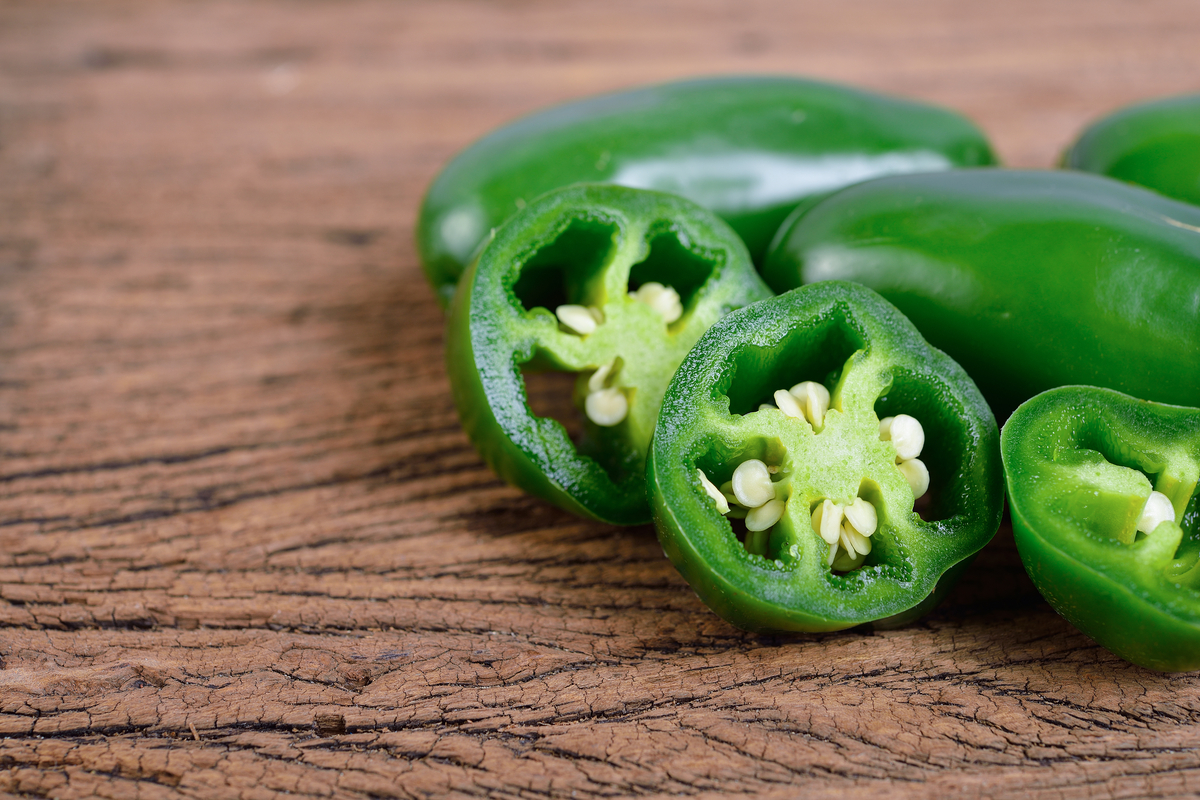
[588, 357, 618, 393]
[898, 457, 930, 498]
[732, 459, 775, 508]
[1137, 490, 1175, 534]
[585, 387, 627, 426]
[789, 381, 830, 428]
[631, 282, 683, 324]
[881, 414, 925, 461]
[697, 469, 730, 515]
[813, 498, 843, 545]
[774, 389, 806, 420]
[556, 304, 598, 335]
[844, 497, 878, 537]
[746, 498, 785, 531]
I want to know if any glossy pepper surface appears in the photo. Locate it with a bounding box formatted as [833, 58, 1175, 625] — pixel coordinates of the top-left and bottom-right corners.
[648, 281, 1002, 632]
[419, 75, 997, 305]
[1064, 93, 1200, 206]
[762, 169, 1200, 419]
[1002, 386, 1200, 672]
[446, 184, 772, 526]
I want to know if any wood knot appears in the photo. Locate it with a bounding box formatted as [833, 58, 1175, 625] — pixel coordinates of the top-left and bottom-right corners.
[341, 666, 372, 689]
[313, 712, 346, 736]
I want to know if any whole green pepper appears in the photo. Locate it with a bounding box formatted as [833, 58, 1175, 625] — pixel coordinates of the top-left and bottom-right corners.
[1002, 386, 1200, 671]
[419, 76, 997, 306]
[1064, 93, 1200, 206]
[446, 184, 771, 526]
[762, 169, 1200, 419]
[648, 282, 1001, 632]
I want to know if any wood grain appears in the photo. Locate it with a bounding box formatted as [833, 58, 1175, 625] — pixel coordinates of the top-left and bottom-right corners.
[3, 1, 1200, 797]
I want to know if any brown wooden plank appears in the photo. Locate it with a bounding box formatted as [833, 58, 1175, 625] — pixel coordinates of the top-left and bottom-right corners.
[4, 0, 1200, 797]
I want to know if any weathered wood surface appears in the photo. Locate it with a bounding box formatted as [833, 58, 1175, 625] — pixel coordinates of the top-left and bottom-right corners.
[3, 1, 1200, 797]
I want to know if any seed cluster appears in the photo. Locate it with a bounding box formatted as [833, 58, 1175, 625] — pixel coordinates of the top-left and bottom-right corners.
[759, 381, 830, 429]
[553, 283, 683, 427]
[697, 458, 786, 530]
[696, 379, 933, 572]
[729, 459, 787, 530]
[812, 495, 878, 570]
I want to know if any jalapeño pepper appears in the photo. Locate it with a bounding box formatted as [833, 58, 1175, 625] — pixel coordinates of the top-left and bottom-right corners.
[1002, 386, 1200, 672]
[648, 282, 1002, 631]
[446, 184, 771, 525]
[419, 76, 997, 305]
[762, 169, 1200, 419]
[1064, 93, 1200, 207]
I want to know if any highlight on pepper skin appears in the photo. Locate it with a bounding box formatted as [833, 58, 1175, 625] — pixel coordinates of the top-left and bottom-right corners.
[418, 75, 998, 306]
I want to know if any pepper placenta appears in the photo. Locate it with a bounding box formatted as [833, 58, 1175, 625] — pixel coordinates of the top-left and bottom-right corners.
[648, 281, 1001, 632]
[1002, 386, 1200, 671]
[446, 183, 771, 526]
[1064, 93, 1200, 207]
[762, 169, 1200, 419]
[419, 75, 997, 306]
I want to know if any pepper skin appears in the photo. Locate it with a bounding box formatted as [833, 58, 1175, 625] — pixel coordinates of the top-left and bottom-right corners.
[1064, 93, 1200, 206]
[648, 282, 1001, 632]
[419, 75, 997, 306]
[762, 169, 1200, 419]
[1002, 386, 1200, 671]
[446, 184, 772, 526]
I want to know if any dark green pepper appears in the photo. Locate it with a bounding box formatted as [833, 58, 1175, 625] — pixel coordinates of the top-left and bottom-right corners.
[648, 281, 1001, 632]
[762, 169, 1200, 419]
[1002, 386, 1200, 672]
[419, 75, 997, 306]
[1064, 93, 1200, 206]
[446, 184, 771, 525]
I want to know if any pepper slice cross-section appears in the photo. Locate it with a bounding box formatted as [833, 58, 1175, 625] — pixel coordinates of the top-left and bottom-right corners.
[1002, 386, 1200, 671]
[648, 282, 1002, 632]
[446, 184, 772, 526]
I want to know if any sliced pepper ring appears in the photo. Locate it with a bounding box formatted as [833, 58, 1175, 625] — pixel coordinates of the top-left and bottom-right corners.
[648, 281, 1002, 632]
[1002, 386, 1200, 671]
[446, 184, 772, 525]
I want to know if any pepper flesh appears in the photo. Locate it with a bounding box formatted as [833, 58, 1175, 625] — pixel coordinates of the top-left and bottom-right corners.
[1002, 386, 1200, 672]
[446, 184, 771, 525]
[419, 75, 997, 306]
[648, 281, 1002, 631]
[1064, 93, 1200, 207]
[762, 169, 1200, 419]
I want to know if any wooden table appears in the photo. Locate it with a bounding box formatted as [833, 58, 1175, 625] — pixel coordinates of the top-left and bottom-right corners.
[3, 1, 1200, 797]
